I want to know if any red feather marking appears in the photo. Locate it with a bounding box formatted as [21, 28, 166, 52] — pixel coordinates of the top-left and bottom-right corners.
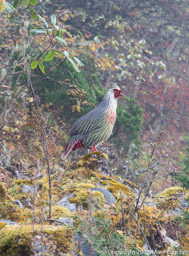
[61, 139, 83, 160]
[105, 111, 116, 124]
[72, 139, 83, 152]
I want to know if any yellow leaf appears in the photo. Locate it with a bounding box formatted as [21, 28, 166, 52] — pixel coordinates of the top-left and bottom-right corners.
[116, 230, 123, 235]
[90, 45, 96, 52]
[28, 97, 34, 103]
[3, 126, 19, 133]
[0, 0, 6, 13]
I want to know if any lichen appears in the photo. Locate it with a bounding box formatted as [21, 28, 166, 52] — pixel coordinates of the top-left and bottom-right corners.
[0, 224, 73, 256]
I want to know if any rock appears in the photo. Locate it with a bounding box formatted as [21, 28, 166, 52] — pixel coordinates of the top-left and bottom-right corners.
[56, 217, 74, 226]
[0, 219, 18, 225]
[74, 233, 97, 256]
[56, 193, 77, 212]
[161, 229, 179, 248]
[92, 187, 116, 205]
[98, 157, 110, 175]
[144, 202, 157, 207]
[81, 242, 97, 256]
[21, 198, 33, 208]
[14, 200, 24, 209]
[21, 184, 35, 194]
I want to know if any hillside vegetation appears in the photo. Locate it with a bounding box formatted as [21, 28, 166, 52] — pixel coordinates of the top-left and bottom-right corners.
[0, 0, 188, 255]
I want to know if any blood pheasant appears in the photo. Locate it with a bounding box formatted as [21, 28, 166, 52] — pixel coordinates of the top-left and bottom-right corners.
[61, 85, 123, 159]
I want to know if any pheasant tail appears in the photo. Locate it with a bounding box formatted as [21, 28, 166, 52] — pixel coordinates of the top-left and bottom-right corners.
[61, 137, 83, 160]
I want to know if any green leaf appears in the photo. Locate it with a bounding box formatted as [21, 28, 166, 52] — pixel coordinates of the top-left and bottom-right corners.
[67, 57, 80, 72]
[73, 56, 84, 67]
[22, 0, 30, 8]
[31, 12, 37, 20]
[31, 60, 38, 69]
[51, 49, 62, 57]
[55, 36, 67, 46]
[45, 51, 55, 61]
[63, 51, 80, 72]
[50, 14, 56, 25]
[38, 61, 45, 73]
[30, 0, 37, 6]
[13, 0, 19, 8]
[30, 28, 47, 34]
[38, 14, 48, 28]
[63, 50, 69, 58]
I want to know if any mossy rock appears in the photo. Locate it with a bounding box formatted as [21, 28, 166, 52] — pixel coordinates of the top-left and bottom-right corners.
[100, 176, 135, 198]
[155, 187, 185, 211]
[70, 152, 108, 171]
[0, 182, 21, 221]
[52, 205, 73, 218]
[70, 183, 104, 207]
[0, 224, 73, 256]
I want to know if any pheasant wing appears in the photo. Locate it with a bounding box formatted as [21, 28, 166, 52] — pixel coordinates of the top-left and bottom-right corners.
[70, 110, 104, 136]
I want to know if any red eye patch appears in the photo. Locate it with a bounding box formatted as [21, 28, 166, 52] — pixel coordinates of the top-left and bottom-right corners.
[114, 89, 122, 98]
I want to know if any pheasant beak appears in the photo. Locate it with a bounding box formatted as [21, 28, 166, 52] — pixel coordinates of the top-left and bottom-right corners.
[120, 91, 125, 97]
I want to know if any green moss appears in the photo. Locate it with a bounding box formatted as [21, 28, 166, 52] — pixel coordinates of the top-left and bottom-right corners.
[76, 183, 95, 189]
[0, 222, 6, 230]
[15, 180, 32, 185]
[158, 187, 183, 197]
[76, 152, 108, 170]
[0, 182, 7, 200]
[0, 182, 21, 221]
[69, 183, 104, 207]
[0, 201, 21, 221]
[52, 205, 73, 218]
[155, 187, 184, 211]
[0, 225, 73, 256]
[101, 177, 135, 197]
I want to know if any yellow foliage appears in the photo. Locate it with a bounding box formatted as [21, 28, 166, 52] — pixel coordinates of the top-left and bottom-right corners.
[96, 57, 116, 71]
[0, 0, 6, 13]
[2, 126, 19, 133]
[72, 104, 81, 112]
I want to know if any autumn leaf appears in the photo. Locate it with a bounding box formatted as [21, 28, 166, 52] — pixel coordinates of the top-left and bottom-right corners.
[0, 0, 6, 12]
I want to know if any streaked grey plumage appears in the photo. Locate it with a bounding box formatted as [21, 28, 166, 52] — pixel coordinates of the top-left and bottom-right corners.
[61, 85, 122, 159]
